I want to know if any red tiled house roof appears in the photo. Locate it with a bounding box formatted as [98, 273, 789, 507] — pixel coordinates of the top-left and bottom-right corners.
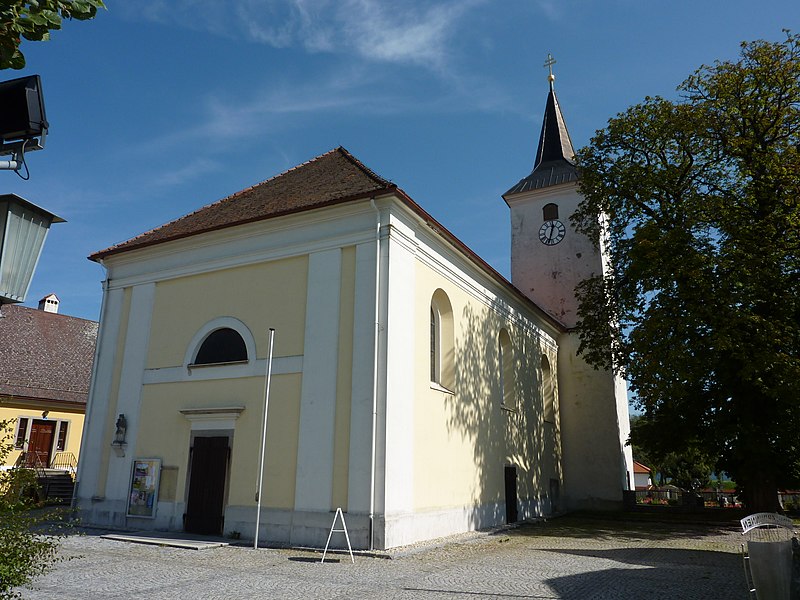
[0, 304, 98, 406]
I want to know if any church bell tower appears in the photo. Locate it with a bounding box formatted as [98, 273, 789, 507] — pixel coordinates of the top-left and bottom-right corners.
[503, 56, 634, 509]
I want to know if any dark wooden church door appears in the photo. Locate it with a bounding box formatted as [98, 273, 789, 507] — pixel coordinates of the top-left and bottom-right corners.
[184, 436, 229, 535]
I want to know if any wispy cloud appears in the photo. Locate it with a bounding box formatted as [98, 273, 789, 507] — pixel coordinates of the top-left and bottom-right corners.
[328, 0, 480, 70]
[111, 1, 527, 188]
[124, 67, 383, 154]
[535, 0, 562, 21]
[122, 0, 483, 70]
[120, 60, 522, 168]
[150, 157, 222, 188]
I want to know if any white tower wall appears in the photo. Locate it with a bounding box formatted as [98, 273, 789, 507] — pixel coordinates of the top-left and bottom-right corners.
[506, 181, 632, 508]
[508, 184, 597, 329]
[503, 80, 633, 508]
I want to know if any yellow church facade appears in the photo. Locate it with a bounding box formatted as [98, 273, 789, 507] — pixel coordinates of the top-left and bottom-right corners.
[75, 148, 565, 549]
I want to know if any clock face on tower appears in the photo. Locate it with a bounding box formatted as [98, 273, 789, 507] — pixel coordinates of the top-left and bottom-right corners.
[538, 219, 566, 246]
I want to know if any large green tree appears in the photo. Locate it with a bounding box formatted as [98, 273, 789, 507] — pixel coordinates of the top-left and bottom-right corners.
[572, 32, 800, 512]
[0, 0, 105, 70]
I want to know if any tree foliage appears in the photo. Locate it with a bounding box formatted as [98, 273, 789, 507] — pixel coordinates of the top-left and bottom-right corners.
[0, 0, 105, 70]
[0, 420, 66, 599]
[629, 415, 713, 489]
[573, 32, 800, 512]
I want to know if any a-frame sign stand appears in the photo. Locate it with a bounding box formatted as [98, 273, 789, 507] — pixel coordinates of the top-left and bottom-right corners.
[321, 507, 354, 563]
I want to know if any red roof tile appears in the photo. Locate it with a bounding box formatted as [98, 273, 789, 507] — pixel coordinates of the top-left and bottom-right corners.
[90, 147, 395, 261]
[0, 304, 97, 406]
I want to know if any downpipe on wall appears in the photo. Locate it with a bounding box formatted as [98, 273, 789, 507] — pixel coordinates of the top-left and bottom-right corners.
[368, 198, 381, 551]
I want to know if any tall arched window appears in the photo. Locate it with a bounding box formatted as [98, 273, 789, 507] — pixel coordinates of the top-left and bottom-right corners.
[542, 355, 555, 423]
[430, 307, 440, 382]
[499, 329, 514, 408]
[543, 203, 559, 221]
[194, 328, 248, 365]
[430, 289, 454, 389]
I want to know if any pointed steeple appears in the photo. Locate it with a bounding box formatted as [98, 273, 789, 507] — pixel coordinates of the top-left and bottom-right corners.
[504, 55, 578, 197]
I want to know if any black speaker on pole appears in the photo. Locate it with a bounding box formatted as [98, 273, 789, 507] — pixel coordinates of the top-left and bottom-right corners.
[0, 75, 48, 142]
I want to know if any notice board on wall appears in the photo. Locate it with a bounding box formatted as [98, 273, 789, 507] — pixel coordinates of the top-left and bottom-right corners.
[126, 458, 161, 518]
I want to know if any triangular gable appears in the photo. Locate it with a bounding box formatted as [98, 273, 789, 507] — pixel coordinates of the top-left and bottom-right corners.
[90, 147, 395, 261]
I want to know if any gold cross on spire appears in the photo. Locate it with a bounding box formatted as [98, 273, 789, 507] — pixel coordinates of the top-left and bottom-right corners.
[544, 53, 556, 88]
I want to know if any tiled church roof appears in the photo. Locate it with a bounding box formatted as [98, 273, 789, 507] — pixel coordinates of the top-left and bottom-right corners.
[89, 146, 566, 331]
[91, 147, 396, 261]
[0, 304, 97, 406]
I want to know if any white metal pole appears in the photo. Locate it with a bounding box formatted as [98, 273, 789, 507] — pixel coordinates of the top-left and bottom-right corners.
[254, 328, 275, 550]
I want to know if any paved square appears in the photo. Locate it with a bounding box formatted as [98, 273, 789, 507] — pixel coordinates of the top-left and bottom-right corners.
[18, 516, 746, 599]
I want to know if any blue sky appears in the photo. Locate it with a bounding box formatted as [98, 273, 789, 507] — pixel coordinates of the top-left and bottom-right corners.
[4, 0, 798, 321]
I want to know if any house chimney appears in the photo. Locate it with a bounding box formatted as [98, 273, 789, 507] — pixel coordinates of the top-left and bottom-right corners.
[38, 293, 59, 314]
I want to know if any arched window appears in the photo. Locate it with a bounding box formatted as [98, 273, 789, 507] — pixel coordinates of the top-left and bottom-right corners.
[543, 203, 559, 221]
[542, 355, 555, 423]
[194, 328, 248, 365]
[430, 307, 440, 382]
[430, 289, 454, 389]
[499, 329, 514, 408]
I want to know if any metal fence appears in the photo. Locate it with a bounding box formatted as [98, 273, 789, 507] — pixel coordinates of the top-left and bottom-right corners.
[628, 488, 800, 512]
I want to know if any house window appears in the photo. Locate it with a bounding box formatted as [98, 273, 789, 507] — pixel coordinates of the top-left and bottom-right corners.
[499, 329, 514, 408]
[14, 417, 28, 449]
[543, 203, 559, 221]
[56, 422, 68, 451]
[194, 328, 248, 365]
[542, 355, 555, 423]
[430, 289, 454, 390]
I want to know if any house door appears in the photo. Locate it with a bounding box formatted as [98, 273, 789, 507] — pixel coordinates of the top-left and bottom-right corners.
[185, 436, 229, 535]
[505, 466, 518, 523]
[27, 420, 55, 467]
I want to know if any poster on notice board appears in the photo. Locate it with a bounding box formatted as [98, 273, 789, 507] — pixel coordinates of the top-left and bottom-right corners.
[127, 458, 161, 518]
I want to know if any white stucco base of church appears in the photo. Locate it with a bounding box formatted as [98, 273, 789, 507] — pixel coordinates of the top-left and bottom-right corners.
[230, 498, 553, 550]
[74, 497, 555, 551]
[73, 498, 131, 531]
[378, 498, 550, 550]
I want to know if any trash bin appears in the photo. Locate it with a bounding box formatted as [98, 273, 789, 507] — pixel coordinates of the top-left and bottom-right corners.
[741, 513, 796, 600]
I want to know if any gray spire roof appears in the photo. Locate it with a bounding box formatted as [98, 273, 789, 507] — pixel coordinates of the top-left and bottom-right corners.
[504, 83, 577, 196]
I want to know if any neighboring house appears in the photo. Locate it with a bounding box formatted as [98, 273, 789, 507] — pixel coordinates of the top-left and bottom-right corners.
[0, 296, 98, 475]
[75, 80, 632, 550]
[633, 461, 653, 490]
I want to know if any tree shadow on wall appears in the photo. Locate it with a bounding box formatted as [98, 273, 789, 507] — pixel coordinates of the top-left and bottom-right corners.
[442, 300, 560, 527]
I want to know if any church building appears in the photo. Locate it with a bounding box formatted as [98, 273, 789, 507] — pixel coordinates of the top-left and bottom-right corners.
[75, 74, 633, 550]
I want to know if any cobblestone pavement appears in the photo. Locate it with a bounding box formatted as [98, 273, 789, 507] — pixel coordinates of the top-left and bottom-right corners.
[19, 516, 747, 599]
